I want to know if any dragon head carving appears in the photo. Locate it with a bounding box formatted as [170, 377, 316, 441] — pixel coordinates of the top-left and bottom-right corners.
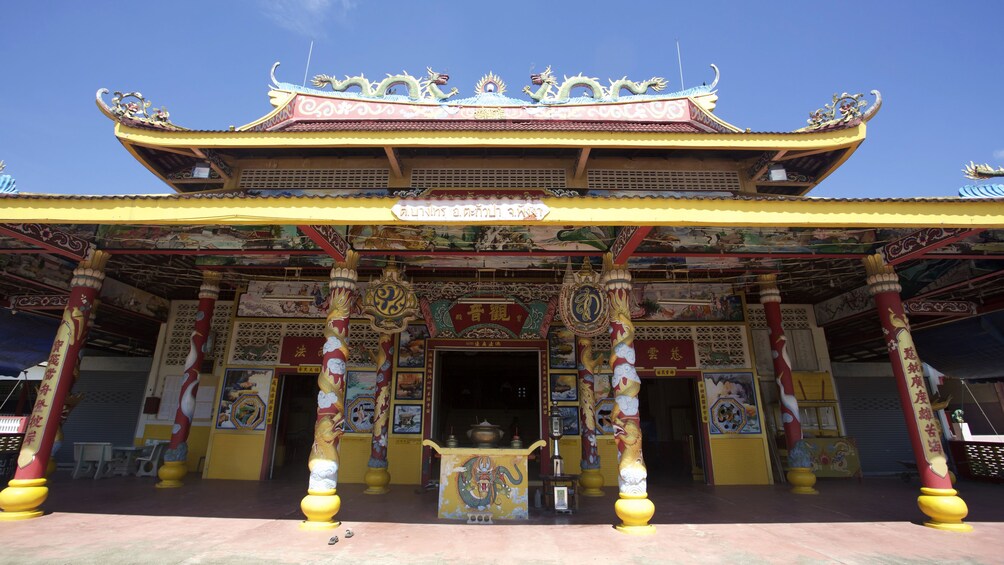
[425, 67, 451, 85]
[530, 66, 556, 85]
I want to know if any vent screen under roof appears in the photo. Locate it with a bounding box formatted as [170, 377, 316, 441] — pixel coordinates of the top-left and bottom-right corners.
[587, 169, 741, 191]
[240, 168, 390, 189]
[410, 168, 566, 188]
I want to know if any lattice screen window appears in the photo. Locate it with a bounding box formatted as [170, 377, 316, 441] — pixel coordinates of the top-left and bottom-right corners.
[410, 168, 566, 188]
[240, 168, 389, 189]
[746, 304, 813, 330]
[229, 321, 282, 365]
[164, 302, 234, 368]
[694, 325, 749, 368]
[587, 169, 741, 192]
[164, 303, 198, 367]
[347, 322, 381, 368]
[635, 325, 694, 341]
[284, 322, 323, 338]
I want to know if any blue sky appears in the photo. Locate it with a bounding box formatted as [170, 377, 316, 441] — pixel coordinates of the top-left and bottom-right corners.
[1, 1, 1001, 198]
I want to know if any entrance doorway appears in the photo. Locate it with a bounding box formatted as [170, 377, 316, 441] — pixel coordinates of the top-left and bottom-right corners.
[269, 372, 317, 480]
[639, 377, 705, 483]
[434, 350, 541, 450]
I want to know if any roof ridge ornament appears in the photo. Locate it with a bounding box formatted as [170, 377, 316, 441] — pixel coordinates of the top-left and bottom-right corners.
[309, 68, 458, 102]
[0, 161, 16, 194]
[96, 88, 178, 128]
[962, 161, 1004, 181]
[803, 90, 882, 130]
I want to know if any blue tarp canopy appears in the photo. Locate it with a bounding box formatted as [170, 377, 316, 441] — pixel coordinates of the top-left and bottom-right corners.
[914, 310, 1004, 381]
[0, 309, 58, 377]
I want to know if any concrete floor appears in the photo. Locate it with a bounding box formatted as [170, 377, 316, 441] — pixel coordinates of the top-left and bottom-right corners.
[0, 472, 1002, 564]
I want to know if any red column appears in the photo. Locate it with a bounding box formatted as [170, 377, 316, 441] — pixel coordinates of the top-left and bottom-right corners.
[0, 251, 108, 520]
[758, 274, 803, 447]
[168, 272, 221, 451]
[364, 333, 393, 494]
[863, 254, 970, 531]
[577, 337, 601, 471]
[14, 252, 108, 480]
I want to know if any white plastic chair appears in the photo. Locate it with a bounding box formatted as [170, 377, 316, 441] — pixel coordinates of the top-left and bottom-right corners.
[72, 442, 114, 479]
[134, 441, 167, 477]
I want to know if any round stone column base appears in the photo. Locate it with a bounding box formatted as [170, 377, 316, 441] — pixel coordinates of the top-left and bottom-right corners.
[363, 466, 391, 495]
[301, 489, 341, 530]
[918, 487, 972, 532]
[614, 492, 656, 534]
[579, 468, 605, 497]
[156, 460, 188, 489]
[787, 467, 818, 495]
[0, 478, 49, 521]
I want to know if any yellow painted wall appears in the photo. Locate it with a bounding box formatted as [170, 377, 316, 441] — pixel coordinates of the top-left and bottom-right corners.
[388, 436, 422, 484]
[141, 424, 211, 473]
[337, 435, 371, 484]
[205, 432, 267, 480]
[597, 436, 619, 486]
[709, 437, 770, 485]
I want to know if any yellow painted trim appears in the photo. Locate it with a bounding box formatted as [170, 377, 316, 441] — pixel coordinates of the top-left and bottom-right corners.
[5, 195, 1004, 229]
[238, 91, 296, 131]
[119, 139, 178, 191]
[114, 122, 866, 152]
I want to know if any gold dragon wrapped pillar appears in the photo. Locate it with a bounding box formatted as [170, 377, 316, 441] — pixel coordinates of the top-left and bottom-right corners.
[300, 252, 359, 530]
[601, 254, 655, 534]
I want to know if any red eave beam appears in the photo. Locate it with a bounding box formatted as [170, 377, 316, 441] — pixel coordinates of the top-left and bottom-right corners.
[298, 225, 349, 261]
[879, 228, 982, 266]
[610, 226, 653, 264]
[0, 223, 94, 261]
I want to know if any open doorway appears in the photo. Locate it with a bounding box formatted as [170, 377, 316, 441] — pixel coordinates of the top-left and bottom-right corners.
[268, 372, 316, 480]
[434, 350, 541, 450]
[640, 377, 705, 484]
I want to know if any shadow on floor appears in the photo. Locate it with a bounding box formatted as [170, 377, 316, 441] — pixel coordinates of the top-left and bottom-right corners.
[36, 471, 1004, 526]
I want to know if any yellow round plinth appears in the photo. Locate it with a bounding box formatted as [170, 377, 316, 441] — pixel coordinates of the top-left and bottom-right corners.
[0, 478, 49, 521]
[156, 460, 188, 489]
[301, 489, 341, 530]
[917, 487, 972, 532]
[363, 467, 391, 495]
[579, 468, 605, 497]
[614, 493, 656, 534]
[787, 467, 818, 495]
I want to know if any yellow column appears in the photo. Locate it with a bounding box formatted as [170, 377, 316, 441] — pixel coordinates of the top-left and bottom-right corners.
[602, 254, 655, 534]
[300, 252, 358, 530]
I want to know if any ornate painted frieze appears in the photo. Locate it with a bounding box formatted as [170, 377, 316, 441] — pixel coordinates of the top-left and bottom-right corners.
[880, 228, 975, 265]
[0, 223, 94, 260]
[9, 294, 69, 310]
[904, 300, 977, 316]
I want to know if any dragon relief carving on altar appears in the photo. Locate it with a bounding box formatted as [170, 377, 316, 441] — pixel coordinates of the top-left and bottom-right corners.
[311, 67, 458, 101]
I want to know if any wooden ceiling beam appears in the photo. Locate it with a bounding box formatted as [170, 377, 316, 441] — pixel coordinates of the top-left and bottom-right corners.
[573, 148, 591, 180]
[384, 147, 403, 178]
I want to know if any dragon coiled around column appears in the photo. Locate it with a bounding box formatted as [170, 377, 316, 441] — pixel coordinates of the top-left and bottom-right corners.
[456, 455, 523, 509]
[310, 68, 457, 101]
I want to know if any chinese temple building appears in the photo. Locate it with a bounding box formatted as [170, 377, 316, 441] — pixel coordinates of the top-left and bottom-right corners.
[2, 63, 1004, 533]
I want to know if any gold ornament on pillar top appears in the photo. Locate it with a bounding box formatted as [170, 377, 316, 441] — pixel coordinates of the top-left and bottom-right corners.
[757, 274, 781, 304]
[863, 253, 901, 295]
[558, 259, 609, 337]
[331, 250, 360, 291]
[362, 260, 420, 334]
[199, 271, 223, 299]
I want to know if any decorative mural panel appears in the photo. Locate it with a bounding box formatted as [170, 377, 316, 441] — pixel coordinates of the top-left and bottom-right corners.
[694, 326, 749, 369]
[0, 254, 72, 290]
[100, 278, 170, 320]
[96, 225, 313, 251]
[631, 283, 744, 322]
[216, 368, 272, 430]
[928, 229, 1004, 255]
[238, 280, 332, 318]
[813, 286, 873, 326]
[636, 226, 903, 255]
[435, 451, 532, 520]
[704, 372, 761, 434]
[397, 324, 430, 368]
[345, 371, 376, 433]
[347, 225, 613, 252]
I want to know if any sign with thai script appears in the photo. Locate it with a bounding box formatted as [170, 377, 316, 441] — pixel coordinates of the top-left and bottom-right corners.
[392, 199, 549, 222]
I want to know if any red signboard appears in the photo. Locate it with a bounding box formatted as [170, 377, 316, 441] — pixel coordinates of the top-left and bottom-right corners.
[448, 302, 528, 336]
[279, 336, 325, 365]
[633, 339, 696, 371]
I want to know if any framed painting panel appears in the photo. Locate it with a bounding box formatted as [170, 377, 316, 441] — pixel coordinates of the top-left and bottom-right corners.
[393, 404, 423, 434]
[398, 324, 430, 368]
[395, 371, 425, 400]
[216, 368, 273, 430]
[548, 327, 576, 369]
[550, 372, 578, 402]
[703, 372, 761, 435]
